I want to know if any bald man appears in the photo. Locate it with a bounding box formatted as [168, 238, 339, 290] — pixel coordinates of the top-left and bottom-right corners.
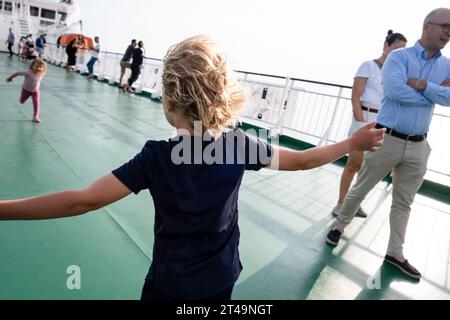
[327, 8, 450, 280]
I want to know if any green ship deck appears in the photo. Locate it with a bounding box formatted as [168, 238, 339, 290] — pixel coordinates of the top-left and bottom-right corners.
[0, 53, 449, 300]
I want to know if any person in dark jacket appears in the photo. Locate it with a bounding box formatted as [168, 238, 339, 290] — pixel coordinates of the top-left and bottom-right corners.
[119, 39, 137, 87]
[123, 41, 145, 93]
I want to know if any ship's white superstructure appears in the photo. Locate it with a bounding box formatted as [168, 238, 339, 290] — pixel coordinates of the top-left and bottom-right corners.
[0, 0, 81, 44]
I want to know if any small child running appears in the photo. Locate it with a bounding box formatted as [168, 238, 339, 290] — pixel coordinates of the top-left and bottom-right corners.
[6, 58, 47, 123]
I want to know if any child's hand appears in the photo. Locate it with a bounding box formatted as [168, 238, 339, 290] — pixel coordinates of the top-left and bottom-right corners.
[350, 122, 385, 152]
[6, 77, 13, 83]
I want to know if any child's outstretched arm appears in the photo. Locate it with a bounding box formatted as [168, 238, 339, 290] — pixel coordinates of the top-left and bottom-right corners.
[6, 72, 23, 82]
[267, 122, 385, 171]
[0, 174, 131, 221]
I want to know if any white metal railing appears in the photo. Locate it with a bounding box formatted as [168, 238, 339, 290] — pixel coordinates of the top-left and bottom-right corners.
[236, 71, 450, 185]
[3, 41, 448, 184]
[41, 43, 163, 96]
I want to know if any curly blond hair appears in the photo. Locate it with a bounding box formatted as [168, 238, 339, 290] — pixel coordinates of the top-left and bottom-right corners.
[30, 58, 47, 76]
[162, 35, 247, 137]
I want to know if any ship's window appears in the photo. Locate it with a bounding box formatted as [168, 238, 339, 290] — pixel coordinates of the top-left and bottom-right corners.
[4, 1, 12, 12]
[40, 20, 55, 27]
[41, 8, 56, 20]
[0, 1, 3, 11]
[57, 11, 67, 21]
[30, 6, 39, 16]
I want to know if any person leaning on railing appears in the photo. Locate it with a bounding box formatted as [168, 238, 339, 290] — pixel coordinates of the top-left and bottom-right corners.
[119, 39, 137, 88]
[65, 37, 83, 72]
[36, 34, 47, 58]
[122, 41, 145, 93]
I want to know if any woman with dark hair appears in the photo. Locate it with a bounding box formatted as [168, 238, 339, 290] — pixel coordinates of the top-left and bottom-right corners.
[65, 38, 83, 72]
[331, 30, 407, 218]
[123, 41, 145, 93]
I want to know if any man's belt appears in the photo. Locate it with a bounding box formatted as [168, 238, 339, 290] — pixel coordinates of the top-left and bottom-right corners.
[375, 124, 427, 142]
[361, 106, 378, 113]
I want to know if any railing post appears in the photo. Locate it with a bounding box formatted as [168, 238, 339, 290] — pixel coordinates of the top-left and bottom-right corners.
[83, 50, 88, 73]
[42, 43, 49, 62]
[151, 64, 164, 100]
[109, 54, 118, 85]
[55, 45, 61, 65]
[135, 61, 146, 94]
[47, 44, 52, 64]
[272, 77, 293, 137]
[55, 45, 59, 65]
[75, 49, 84, 73]
[97, 52, 107, 81]
[318, 87, 343, 146]
[54, 46, 59, 66]
[59, 46, 65, 67]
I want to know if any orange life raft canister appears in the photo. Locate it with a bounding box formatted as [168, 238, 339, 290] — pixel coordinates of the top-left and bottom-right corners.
[58, 34, 94, 49]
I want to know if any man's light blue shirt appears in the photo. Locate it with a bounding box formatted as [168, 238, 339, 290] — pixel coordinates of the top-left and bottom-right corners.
[377, 41, 450, 135]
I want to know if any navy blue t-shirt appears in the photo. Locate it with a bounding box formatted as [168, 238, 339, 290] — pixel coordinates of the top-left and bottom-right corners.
[112, 128, 273, 298]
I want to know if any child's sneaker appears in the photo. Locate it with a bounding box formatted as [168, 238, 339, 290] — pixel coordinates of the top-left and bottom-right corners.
[32, 117, 41, 123]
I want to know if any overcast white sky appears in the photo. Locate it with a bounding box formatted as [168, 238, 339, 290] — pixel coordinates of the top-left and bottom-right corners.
[76, 0, 450, 85]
